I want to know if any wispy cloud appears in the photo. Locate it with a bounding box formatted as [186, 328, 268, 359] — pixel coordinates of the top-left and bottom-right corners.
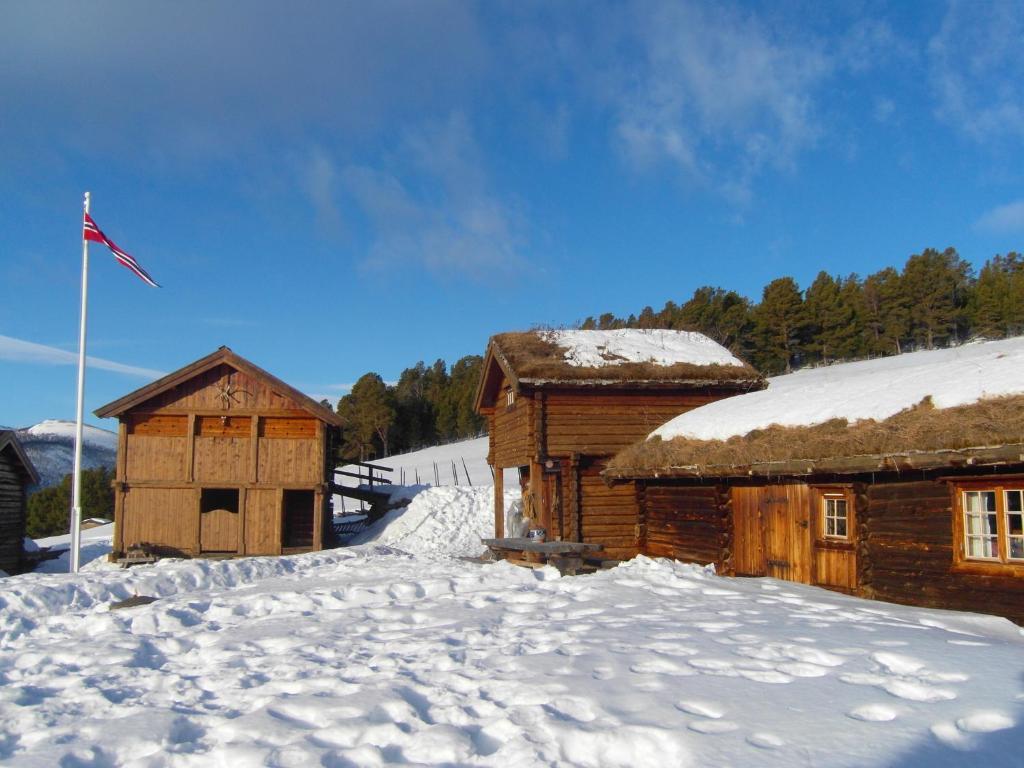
[976, 200, 1024, 234]
[928, 0, 1024, 142]
[338, 113, 529, 277]
[0, 334, 164, 379]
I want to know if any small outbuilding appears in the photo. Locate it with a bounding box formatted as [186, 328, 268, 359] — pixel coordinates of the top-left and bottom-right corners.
[95, 347, 343, 560]
[475, 329, 762, 559]
[0, 430, 39, 574]
[605, 337, 1024, 624]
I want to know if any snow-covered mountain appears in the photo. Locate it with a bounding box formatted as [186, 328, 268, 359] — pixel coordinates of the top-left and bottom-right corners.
[15, 419, 117, 491]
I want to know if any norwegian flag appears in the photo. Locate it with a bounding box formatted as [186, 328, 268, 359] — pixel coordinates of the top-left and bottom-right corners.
[83, 212, 159, 287]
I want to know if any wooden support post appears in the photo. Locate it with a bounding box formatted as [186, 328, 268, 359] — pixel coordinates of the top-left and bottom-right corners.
[185, 413, 196, 483]
[313, 489, 323, 551]
[249, 416, 260, 483]
[238, 487, 247, 555]
[114, 421, 128, 556]
[494, 464, 504, 538]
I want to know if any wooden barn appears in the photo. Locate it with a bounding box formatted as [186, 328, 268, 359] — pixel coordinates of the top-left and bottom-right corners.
[605, 337, 1024, 624]
[0, 431, 39, 574]
[95, 347, 343, 560]
[475, 329, 762, 559]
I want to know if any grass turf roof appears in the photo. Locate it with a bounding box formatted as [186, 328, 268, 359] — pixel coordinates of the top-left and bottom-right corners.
[607, 394, 1024, 476]
[492, 331, 762, 385]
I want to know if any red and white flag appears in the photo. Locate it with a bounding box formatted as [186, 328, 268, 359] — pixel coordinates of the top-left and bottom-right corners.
[82, 212, 159, 287]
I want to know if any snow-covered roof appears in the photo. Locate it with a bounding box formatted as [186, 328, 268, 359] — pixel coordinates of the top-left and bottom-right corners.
[651, 336, 1024, 443]
[540, 329, 749, 370]
[477, 329, 761, 407]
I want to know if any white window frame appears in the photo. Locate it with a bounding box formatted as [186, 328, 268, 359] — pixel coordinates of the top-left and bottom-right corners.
[822, 494, 849, 540]
[505, 388, 516, 408]
[959, 487, 1024, 564]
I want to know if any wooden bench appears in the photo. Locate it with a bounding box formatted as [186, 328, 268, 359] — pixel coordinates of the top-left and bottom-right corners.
[481, 538, 604, 576]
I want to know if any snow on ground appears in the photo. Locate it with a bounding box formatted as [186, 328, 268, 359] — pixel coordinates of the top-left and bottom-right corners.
[0, 547, 1022, 767]
[653, 336, 1024, 442]
[541, 328, 747, 369]
[30, 523, 116, 574]
[333, 437, 518, 513]
[349, 486, 519, 557]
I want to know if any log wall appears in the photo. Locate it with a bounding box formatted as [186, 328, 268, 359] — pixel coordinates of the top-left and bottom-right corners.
[543, 391, 727, 456]
[580, 472, 638, 560]
[640, 484, 726, 567]
[863, 479, 1024, 624]
[0, 452, 26, 573]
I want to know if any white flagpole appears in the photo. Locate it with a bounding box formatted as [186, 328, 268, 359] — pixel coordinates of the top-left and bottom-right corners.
[69, 191, 91, 574]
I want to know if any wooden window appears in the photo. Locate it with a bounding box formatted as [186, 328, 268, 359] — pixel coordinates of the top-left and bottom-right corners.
[505, 388, 516, 408]
[955, 485, 1024, 568]
[823, 494, 849, 539]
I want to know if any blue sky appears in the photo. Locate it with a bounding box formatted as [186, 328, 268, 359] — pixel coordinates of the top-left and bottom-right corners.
[2, 1, 1023, 430]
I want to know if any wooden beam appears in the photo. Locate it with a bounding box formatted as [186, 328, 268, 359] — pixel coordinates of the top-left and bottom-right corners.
[494, 463, 504, 538]
[238, 487, 248, 555]
[249, 415, 260, 483]
[185, 413, 196, 483]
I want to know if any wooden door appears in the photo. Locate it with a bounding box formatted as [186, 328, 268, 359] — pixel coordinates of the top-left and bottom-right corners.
[200, 488, 239, 553]
[731, 487, 767, 575]
[762, 484, 811, 584]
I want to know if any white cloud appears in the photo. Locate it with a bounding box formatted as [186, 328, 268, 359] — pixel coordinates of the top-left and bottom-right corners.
[928, 0, 1024, 141]
[0, 334, 164, 379]
[303, 148, 344, 235]
[340, 114, 528, 277]
[976, 200, 1024, 234]
[601, 1, 833, 200]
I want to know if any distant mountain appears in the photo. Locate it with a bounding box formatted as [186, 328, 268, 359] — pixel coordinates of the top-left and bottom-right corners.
[15, 420, 118, 492]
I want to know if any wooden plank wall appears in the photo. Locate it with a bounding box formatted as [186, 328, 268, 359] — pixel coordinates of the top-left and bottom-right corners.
[544, 391, 727, 456]
[122, 487, 198, 554]
[863, 479, 1024, 624]
[0, 451, 26, 573]
[130, 364, 306, 413]
[580, 472, 638, 560]
[641, 484, 726, 567]
[245, 489, 280, 555]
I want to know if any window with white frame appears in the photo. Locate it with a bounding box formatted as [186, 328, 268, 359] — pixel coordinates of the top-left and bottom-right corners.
[505, 388, 516, 407]
[961, 487, 1024, 564]
[823, 494, 848, 539]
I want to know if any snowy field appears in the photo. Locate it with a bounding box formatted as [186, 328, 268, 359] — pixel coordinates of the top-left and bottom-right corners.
[1, 543, 1023, 767]
[1, 480, 1022, 767]
[653, 336, 1024, 442]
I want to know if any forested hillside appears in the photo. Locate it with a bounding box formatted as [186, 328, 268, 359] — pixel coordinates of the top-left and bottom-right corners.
[581, 248, 1023, 374]
[336, 247, 1021, 460]
[332, 357, 485, 461]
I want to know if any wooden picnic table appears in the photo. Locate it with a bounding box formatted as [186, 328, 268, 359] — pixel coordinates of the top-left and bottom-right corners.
[481, 538, 603, 575]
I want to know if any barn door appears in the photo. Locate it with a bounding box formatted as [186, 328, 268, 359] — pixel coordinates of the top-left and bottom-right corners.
[200, 488, 239, 553]
[762, 484, 811, 584]
[731, 487, 767, 575]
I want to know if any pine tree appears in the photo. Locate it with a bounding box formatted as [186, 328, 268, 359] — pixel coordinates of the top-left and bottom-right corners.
[337, 373, 396, 459]
[803, 272, 863, 363]
[861, 267, 909, 355]
[971, 253, 1024, 338]
[751, 277, 806, 373]
[26, 467, 114, 539]
[902, 248, 974, 349]
[675, 286, 753, 355]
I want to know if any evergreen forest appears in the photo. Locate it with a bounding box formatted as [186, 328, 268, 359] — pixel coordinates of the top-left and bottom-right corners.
[337, 247, 1022, 460]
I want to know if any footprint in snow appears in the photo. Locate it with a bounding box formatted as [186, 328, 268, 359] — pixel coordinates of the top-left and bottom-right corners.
[688, 719, 739, 734]
[847, 703, 899, 722]
[955, 711, 1015, 733]
[674, 701, 725, 719]
[747, 732, 785, 749]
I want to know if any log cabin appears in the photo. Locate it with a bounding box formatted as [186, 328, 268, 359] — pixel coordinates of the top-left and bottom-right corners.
[0, 431, 39, 574]
[605, 337, 1024, 624]
[475, 329, 763, 559]
[95, 347, 343, 560]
